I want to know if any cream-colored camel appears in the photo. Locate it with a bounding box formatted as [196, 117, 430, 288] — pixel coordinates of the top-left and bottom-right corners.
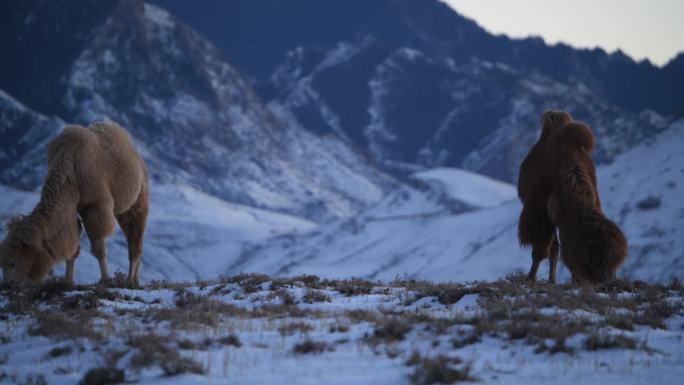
[0, 122, 149, 286]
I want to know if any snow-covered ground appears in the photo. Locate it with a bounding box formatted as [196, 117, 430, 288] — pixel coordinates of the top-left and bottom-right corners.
[238, 120, 684, 282]
[1, 276, 682, 385]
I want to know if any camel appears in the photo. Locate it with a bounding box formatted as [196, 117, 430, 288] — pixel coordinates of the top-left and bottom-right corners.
[517, 110, 573, 283]
[518, 111, 627, 283]
[0, 121, 148, 286]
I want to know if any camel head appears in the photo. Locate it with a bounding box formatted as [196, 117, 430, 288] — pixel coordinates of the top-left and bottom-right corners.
[582, 262, 618, 284]
[0, 215, 49, 284]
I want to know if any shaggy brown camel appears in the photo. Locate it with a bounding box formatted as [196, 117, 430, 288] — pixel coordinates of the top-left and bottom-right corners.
[518, 111, 627, 283]
[518, 110, 573, 283]
[0, 122, 149, 285]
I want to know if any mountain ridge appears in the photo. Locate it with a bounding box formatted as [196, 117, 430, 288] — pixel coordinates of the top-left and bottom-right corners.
[151, 0, 680, 182]
[0, 0, 396, 220]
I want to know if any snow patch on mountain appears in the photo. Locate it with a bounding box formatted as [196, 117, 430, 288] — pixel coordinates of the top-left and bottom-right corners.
[414, 168, 516, 208]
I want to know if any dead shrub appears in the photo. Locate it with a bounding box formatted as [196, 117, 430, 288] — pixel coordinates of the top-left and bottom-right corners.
[373, 317, 412, 342]
[177, 339, 198, 350]
[128, 333, 204, 376]
[303, 289, 331, 303]
[293, 340, 330, 354]
[407, 354, 475, 385]
[218, 334, 242, 347]
[278, 322, 314, 336]
[154, 291, 247, 328]
[583, 333, 638, 351]
[29, 311, 102, 341]
[78, 367, 124, 385]
[276, 288, 296, 305]
[228, 273, 270, 293]
[451, 332, 480, 349]
[48, 345, 73, 358]
[329, 278, 373, 296]
[329, 323, 350, 333]
[438, 289, 468, 305]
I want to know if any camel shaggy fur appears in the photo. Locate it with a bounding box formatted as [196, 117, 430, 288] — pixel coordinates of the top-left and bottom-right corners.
[518, 110, 573, 283]
[518, 111, 627, 283]
[0, 122, 148, 285]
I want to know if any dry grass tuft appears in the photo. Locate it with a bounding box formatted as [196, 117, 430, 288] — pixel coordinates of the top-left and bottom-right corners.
[29, 311, 102, 341]
[302, 289, 331, 303]
[217, 334, 242, 347]
[406, 353, 475, 385]
[326, 278, 374, 296]
[128, 333, 204, 376]
[372, 317, 412, 342]
[78, 367, 124, 385]
[583, 333, 638, 351]
[278, 322, 314, 336]
[292, 340, 331, 354]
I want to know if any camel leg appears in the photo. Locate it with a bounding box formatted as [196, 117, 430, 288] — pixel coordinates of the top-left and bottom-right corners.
[526, 231, 555, 283]
[64, 219, 82, 285]
[116, 185, 148, 287]
[82, 205, 115, 283]
[547, 234, 560, 284]
[64, 251, 78, 284]
[91, 239, 109, 282]
[526, 247, 544, 282]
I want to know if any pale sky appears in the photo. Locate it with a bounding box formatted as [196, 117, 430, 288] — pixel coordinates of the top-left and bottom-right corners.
[444, 0, 684, 66]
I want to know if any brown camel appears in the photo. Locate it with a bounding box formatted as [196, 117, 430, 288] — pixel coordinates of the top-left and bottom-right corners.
[0, 122, 149, 286]
[517, 110, 573, 283]
[518, 111, 627, 283]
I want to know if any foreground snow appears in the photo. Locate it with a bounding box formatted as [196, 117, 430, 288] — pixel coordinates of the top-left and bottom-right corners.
[1, 276, 682, 384]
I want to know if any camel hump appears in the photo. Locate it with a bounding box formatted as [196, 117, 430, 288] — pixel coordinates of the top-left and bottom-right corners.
[88, 121, 134, 144]
[556, 122, 595, 152]
[540, 110, 573, 129]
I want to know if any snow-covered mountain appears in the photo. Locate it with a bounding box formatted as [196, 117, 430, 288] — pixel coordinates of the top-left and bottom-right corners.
[0, 90, 63, 189]
[1, 1, 682, 285]
[0, 1, 394, 220]
[265, 40, 669, 181]
[235, 120, 684, 282]
[151, 0, 681, 182]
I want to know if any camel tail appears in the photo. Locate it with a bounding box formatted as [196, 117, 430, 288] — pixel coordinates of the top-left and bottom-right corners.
[576, 207, 628, 281]
[558, 122, 596, 152]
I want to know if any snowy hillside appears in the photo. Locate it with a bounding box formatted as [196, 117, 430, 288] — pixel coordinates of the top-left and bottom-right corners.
[237, 120, 684, 282]
[0, 90, 63, 189]
[0, 184, 315, 284]
[0, 1, 394, 221]
[414, 168, 516, 208]
[2, 119, 682, 285]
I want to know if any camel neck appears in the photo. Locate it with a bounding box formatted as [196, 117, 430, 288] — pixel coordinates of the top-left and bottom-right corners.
[26, 161, 79, 242]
